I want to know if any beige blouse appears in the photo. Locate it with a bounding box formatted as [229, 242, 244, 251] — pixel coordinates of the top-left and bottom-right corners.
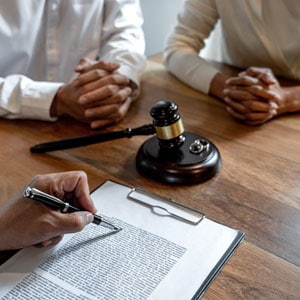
[163, 0, 300, 94]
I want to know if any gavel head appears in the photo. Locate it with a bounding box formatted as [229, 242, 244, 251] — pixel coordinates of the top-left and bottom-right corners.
[150, 100, 185, 150]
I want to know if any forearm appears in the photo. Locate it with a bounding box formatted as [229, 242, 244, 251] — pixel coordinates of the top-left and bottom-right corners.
[164, 50, 220, 94]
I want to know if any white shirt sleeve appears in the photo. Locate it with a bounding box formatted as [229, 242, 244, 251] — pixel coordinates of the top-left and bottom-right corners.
[0, 75, 62, 121]
[99, 0, 146, 90]
[0, 0, 146, 121]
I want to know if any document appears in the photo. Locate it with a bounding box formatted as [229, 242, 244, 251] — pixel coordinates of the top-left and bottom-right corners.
[0, 180, 244, 299]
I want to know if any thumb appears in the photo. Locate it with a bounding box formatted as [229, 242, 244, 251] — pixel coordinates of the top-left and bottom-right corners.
[60, 211, 94, 234]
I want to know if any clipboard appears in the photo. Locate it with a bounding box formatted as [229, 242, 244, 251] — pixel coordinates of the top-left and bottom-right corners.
[128, 187, 205, 225]
[126, 184, 245, 299]
[0, 180, 245, 300]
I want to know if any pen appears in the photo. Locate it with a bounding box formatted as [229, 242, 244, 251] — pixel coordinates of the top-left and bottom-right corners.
[23, 186, 120, 231]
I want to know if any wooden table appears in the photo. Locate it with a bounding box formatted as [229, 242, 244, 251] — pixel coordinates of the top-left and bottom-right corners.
[0, 57, 299, 299]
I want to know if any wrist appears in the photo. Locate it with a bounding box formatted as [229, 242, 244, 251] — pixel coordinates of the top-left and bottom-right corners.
[51, 85, 65, 118]
[209, 73, 231, 100]
[279, 86, 300, 115]
[50, 97, 58, 118]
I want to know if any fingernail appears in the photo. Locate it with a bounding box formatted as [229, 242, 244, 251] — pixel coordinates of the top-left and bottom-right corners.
[79, 96, 87, 104]
[223, 96, 230, 103]
[270, 101, 278, 109]
[86, 213, 94, 225]
[42, 240, 53, 247]
[84, 109, 93, 117]
[223, 88, 230, 95]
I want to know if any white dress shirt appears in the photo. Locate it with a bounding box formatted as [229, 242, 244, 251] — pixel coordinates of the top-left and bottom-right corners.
[163, 0, 300, 94]
[0, 0, 145, 120]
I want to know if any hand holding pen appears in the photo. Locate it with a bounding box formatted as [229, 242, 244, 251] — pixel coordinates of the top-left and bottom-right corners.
[23, 186, 118, 230]
[0, 171, 118, 251]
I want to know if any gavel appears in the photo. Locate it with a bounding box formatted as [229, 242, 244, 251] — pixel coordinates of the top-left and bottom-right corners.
[31, 101, 221, 184]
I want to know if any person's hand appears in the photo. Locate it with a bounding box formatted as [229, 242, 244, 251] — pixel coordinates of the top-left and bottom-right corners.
[51, 58, 135, 129]
[223, 67, 284, 125]
[0, 171, 96, 250]
[74, 58, 134, 129]
[51, 60, 120, 125]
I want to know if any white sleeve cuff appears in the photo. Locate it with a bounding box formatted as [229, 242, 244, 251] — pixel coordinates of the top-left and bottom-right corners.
[21, 80, 63, 121]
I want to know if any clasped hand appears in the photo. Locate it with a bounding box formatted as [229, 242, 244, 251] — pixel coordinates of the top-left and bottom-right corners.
[223, 67, 286, 125]
[52, 58, 135, 129]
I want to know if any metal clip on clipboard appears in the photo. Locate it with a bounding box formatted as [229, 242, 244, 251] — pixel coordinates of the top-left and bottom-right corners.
[128, 187, 205, 225]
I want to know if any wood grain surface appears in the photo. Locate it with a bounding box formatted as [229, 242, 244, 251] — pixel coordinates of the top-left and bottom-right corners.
[0, 56, 299, 299]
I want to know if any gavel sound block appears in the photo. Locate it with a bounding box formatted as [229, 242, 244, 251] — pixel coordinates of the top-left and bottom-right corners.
[136, 101, 221, 185]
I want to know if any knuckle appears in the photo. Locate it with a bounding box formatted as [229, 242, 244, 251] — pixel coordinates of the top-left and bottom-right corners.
[40, 214, 59, 233]
[247, 102, 256, 110]
[89, 69, 105, 79]
[114, 109, 125, 120]
[94, 69, 103, 78]
[80, 85, 89, 94]
[64, 214, 86, 232]
[108, 104, 124, 119]
[109, 75, 119, 84]
[106, 84, 118, 94]
[77, 170, 87, 179]
[113, 92, 126, 102]
[114, 110, 124, 120]
[71, 170, 88, 182]
[72, 215, 86, 231]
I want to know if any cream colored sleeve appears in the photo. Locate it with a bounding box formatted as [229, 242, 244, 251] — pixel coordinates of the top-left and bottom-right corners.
[163, 0, 220, 94]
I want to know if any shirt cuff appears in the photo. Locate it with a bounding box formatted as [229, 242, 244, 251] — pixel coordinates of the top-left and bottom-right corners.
[22, 81, 63, 121]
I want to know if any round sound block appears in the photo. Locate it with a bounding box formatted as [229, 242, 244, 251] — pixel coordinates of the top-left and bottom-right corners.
[136, 132, 221, 185]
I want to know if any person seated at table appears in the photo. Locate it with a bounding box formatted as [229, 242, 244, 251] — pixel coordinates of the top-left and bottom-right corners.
[0, 0, 146, 129]
[163, 0, 300, 125]
[0, 171, 96, 250]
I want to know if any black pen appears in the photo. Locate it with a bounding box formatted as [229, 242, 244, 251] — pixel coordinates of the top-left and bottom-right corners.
[23, 186, 120, 231]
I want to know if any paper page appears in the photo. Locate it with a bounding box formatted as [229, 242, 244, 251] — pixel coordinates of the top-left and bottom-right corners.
[0, 180, 242, 299]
